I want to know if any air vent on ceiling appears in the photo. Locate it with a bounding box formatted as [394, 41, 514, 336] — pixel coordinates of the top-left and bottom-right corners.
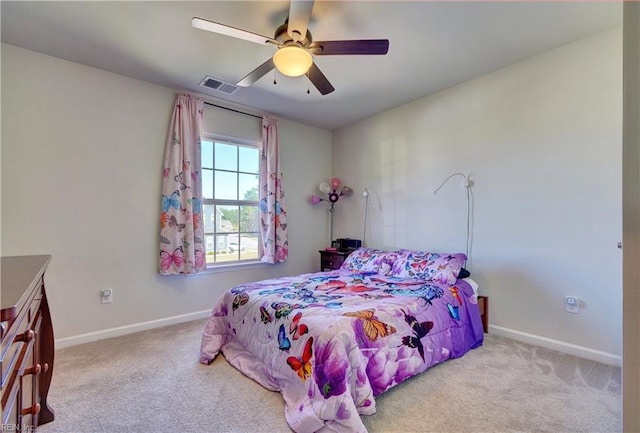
[199, 76, 239, 95]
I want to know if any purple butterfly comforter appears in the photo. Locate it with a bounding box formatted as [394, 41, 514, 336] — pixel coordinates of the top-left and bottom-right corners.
[199, 270, 484, 433]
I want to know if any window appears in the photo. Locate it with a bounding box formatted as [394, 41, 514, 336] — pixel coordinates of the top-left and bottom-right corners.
[201, 135, 261, 265]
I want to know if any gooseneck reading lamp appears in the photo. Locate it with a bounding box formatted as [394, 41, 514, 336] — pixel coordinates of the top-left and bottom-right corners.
[433, 172, 474, 269]
[310, 177, 352, 244]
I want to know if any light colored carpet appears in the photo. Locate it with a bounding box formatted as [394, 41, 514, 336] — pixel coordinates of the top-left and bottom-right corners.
[38, 320, 621, 433]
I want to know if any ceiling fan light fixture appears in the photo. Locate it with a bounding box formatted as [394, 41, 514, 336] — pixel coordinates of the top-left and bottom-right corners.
[273, 45, 313, 77]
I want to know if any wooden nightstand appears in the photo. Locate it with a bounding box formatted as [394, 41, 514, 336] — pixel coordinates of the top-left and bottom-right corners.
[478, 295, 488, 333]
[319, 250, 351, 271]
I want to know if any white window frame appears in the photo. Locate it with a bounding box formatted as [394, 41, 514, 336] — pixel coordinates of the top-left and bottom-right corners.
[201, 133, 263, 270]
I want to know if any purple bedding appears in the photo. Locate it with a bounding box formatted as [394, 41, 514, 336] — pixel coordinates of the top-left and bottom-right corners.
[200, 269, 484, 432]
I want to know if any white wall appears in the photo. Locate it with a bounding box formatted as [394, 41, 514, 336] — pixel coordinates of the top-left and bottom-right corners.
[332, 28, 623, 362]
[1, 43, 332, 342]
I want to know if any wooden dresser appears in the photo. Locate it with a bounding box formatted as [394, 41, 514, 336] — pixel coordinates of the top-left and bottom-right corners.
[1, 255, 55, 431]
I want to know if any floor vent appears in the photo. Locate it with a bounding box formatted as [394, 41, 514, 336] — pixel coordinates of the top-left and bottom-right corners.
[199, 76, 239, 95]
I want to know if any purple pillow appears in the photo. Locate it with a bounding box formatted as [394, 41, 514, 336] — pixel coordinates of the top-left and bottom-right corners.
[391, 249, 466, 285]
[340, 247, 399, 275]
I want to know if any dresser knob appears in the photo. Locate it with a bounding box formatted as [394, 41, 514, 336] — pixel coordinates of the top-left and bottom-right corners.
[15, 329, 34, 343]
[25, 364, 42, 376]
[42, 362, 49, 373]
[21, 403, 40, 416]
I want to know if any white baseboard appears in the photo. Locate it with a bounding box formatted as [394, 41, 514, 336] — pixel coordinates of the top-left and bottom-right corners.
[55, 310, 212, 349]
[489, 324, 622, 367]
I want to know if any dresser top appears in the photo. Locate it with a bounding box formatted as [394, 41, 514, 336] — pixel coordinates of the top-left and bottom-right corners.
[1, 255, 51, 319]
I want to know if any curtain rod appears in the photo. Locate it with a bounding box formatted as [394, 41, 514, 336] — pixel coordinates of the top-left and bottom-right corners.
[204, 102, 262, 120]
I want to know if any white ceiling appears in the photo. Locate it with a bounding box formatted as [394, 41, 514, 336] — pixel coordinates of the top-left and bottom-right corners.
[1, 1, 622, 130]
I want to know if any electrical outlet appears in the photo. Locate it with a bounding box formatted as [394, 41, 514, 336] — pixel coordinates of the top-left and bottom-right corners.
[565, 296, 579, 314]
[101, 288, 113, 304]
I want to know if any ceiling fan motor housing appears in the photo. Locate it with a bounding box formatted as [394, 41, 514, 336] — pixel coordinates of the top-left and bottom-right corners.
[274, 22, 312, 47]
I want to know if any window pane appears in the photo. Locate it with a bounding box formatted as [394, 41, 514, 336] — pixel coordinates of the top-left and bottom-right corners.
[239, 174, 259, 201]
[239, 233, 259, 260]
[205, 235, 215, 263]
[202, 169, 213, 199]
[228, 233, 240, 258]
[203, 204, 215, 232]
[240, 205, 259, 232]
[202, 140, 214, 169]
[215, 234, 232, 260]
[239, 146, 259, 174]
[217, 205, 238, 232]
[215, 142, 237, 171]
[215, 170, 237, 200]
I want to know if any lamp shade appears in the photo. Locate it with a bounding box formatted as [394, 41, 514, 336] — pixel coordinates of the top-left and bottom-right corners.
[273, 46, 313, 77]
[310, 195, 323, 205]
[331, 177, 342, 191]
[341, 186, 353, 196]
[319, 182, 331, 194]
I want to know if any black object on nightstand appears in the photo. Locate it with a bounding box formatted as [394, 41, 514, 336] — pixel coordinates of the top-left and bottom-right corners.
[319, 250, 351, 271]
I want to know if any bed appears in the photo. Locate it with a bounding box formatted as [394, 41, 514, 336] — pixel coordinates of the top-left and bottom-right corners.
[200, 248, 484, 432]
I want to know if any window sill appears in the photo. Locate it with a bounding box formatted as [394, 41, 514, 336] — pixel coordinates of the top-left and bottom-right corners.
[199, 260, 268, 275]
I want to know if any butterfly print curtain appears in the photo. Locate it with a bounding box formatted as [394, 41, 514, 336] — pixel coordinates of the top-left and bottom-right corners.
[159, 94, 206, 275]
[260, 117, 288, 263]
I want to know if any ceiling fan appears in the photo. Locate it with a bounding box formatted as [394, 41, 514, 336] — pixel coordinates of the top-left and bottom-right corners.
[192, 0, 389, 95]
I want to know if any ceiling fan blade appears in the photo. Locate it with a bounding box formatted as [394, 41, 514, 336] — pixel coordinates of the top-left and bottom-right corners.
[307, 63, 335, 95]
[287, 0, 314, 42]
[192, 17, 277, 46]
[237, 58, 276, 87]
[310, 39, 389, 56]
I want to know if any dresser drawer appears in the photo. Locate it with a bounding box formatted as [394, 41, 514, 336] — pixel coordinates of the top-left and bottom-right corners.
[1, 288, 40, 389]
[2, 370, 20, 426]
[319, 250, 351, 271]
[321, 255, 344, 270]
[2, 332, 35, 427]
[19, 327, 41, 430]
